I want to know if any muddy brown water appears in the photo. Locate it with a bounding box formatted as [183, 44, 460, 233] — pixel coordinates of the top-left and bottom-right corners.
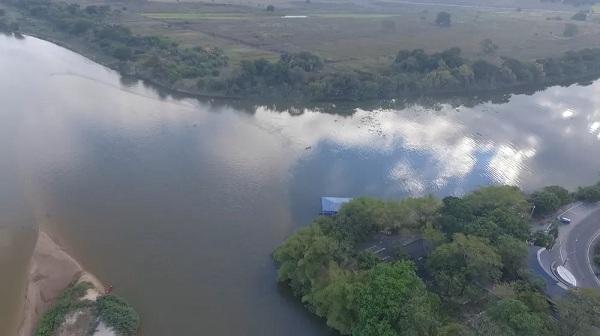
[2, 34, 600, 335]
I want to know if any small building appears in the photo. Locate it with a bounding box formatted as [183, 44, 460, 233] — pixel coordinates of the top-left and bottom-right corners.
[320, 197, 353, 215]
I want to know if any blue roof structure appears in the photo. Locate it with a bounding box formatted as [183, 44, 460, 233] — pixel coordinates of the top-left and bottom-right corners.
[321, 197, 353, 215]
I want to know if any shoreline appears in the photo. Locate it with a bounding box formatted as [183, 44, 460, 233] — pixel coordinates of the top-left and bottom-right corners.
[5, 29, 600, 106]
[17, 231, 105, 336]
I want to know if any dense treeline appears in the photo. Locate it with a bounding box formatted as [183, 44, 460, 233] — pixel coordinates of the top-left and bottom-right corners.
[6, 0, 227, 88]
[7, 0, 600, 100]
[228, 46, 600, 100]
[274, 184, 600, 335]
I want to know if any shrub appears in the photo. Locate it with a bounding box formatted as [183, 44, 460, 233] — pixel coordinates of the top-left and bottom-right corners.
[35, 282, 93, 336]
[96, 294, 140, 335]
[575, 182, 600, 202]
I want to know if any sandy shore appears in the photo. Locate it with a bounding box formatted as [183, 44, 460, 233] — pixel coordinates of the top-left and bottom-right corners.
[17, 231, 105, 336]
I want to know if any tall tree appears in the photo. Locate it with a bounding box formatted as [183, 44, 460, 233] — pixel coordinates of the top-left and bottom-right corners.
[354, 262, 439, 336]
[428, 234, 502, 300]
[435, 11, 451, 27]
[557, 288, 600, 335]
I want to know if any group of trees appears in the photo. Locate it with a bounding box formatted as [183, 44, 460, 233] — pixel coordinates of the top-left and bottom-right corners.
[274, 185, 600, 335]
[574, 181, 600, 202]
[219, 46, 600, 100]
[9, 0, 228, 87]
[530, 185, 572, 217]
[10, 0, 600, 101]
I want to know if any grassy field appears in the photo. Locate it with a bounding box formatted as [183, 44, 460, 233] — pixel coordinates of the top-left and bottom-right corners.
[30, 0, 600, 71]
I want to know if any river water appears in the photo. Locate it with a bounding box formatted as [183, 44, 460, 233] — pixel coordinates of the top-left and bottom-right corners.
[1, 34, 600, 335]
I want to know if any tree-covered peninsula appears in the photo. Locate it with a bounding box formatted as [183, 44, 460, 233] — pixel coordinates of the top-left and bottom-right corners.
[273, 185, 600, 335]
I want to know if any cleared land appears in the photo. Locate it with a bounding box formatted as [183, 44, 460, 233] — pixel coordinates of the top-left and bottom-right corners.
[88, 0, 600, 72]
[7, 0, 600, 74]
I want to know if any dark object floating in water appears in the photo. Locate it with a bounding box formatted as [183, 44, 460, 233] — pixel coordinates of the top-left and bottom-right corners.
[305, 146, 312, 150]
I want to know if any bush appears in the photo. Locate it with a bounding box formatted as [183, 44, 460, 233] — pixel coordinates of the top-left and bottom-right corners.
[481, 38, 498, 55]
[575, 182, 600, 202]
[531, 231, 555, 249]
[531, 191, 560, 217]
[435, 11, 451, 27]
[96, 294, 140, 335]
[35, 282, 93, 336]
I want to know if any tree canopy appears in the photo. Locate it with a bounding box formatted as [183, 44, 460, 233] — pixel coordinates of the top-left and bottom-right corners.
[435, 11, 451, 27]
[274, 183, 600, 335]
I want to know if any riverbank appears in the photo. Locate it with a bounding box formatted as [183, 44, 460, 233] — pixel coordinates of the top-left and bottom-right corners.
[6, 0, 600, 103]
[18, 231, 107, 336]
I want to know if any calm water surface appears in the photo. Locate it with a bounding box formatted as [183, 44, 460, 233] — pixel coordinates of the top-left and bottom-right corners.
[1, 35, 600, 335]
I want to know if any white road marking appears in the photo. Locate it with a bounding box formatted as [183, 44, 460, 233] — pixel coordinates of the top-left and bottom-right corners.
[585, 229, 600, 287]
[559, 202, 583, 218]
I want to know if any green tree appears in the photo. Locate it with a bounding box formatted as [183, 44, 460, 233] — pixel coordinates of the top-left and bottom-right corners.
[273, 222, 342, 296]
[438, 323, 473, 336]
[266, 4, 275, 11]
[542, 185, 571, 205]
[530, 190, 561, 217]
[428, 234, 502, 300]
[435, 11, 451, 27]
[481, 38, 499, 55]
[557, 288, 600, 335]
[308, 265, 361, 334]
[354, 261, 439, 336]
[574, 182, 600, 202]
[571, 10, 587, 21]
[494, 235, 527, 279]
[486, 299, 549, 336]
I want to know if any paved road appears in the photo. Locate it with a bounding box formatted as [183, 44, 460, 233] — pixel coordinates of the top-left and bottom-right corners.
[561, 203, 600, 289]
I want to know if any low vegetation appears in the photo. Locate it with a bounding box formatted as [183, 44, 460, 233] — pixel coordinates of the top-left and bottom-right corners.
[35, 282, 139, 336]
[35, 282, 93, 336]
[96, 295, 140, 335]
[7, 0, 600, 101]
[574, 181, 600, 202]
[530, 185, 571, 218]
[274, 183, 600, 335]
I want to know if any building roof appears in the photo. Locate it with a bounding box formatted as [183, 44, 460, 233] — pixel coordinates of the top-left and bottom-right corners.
[321, 197, 353, 215]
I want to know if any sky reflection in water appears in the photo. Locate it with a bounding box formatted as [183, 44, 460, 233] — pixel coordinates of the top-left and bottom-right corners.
[1, 34, 600, 336]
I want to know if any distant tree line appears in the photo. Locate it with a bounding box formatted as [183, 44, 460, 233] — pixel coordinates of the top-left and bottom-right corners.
[541, 0, 600, 6]
[222, 46, 600, 101]
[8, 0, 600, 101]
[274, 183, 600, 335]
[7, 0, 228, 90]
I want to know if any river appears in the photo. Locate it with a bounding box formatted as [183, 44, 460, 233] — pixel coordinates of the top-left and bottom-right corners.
[1, 34, 600, 335]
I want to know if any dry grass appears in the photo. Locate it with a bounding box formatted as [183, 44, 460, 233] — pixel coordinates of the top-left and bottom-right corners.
[95, 0, 600, 70]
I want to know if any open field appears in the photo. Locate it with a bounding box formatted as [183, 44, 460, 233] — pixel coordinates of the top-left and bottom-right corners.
[77, 0, 600, 72]
[8, 0, 600, 72]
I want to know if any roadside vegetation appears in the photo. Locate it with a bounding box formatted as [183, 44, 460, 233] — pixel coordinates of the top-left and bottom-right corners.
[7, 0, 600, 101]
[35, 282, 139, 336]
[274, 183, 600, 335]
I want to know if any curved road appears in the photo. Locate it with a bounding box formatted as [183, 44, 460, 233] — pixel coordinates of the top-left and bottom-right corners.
[562, 204, 600, 289]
